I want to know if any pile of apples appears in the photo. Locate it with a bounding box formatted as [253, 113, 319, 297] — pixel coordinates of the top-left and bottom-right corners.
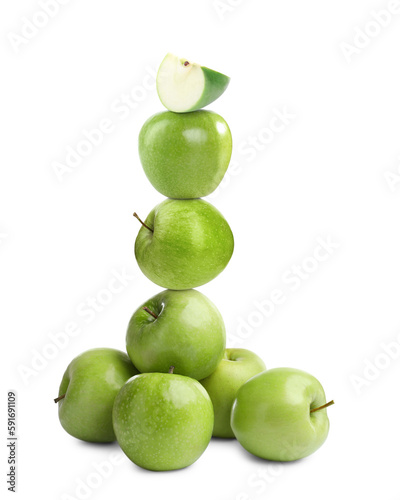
[55, 54, 334, 471]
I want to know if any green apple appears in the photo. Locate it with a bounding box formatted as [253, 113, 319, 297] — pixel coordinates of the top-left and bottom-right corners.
[138, 110, 232, 199]
[126, 289, 226, 380]
[134, 198, 234, 290]
[156, 53, 230, 113]
[55, 348, 139, 442]
[112, 371, 214, 471]
[231, 367, 333, 461]
[200, 348, 266, 438]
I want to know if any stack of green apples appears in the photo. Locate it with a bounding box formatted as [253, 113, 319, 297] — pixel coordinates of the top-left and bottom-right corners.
[55, 54, 333, 472]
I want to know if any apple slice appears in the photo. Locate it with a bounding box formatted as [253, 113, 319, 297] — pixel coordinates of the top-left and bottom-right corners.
[156, 53, 230, 113]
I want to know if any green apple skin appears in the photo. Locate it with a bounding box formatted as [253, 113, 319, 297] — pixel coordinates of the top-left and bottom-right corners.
[231, 368, 330, 461]
[134, 198, 234, 290]
[126, 289, 226, 380]
[156, 53, 230, 113]
[112, 372, 214, 471]
[200, 348, 266, 438]
[138, 110, 232, 199]
[56, 348, 139, 442]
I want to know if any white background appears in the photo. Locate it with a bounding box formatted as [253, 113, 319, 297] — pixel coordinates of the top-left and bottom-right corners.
[1, 0, 400, 499]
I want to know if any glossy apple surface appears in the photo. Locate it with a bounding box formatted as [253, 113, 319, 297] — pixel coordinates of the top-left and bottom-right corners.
[200, 348, 265, 438]
[134, 198, 234, 290]
[112, 372, 214, 471]
[156, 53, 230, 113]
[231, 367, 331, 461]
[56, 348, 139, 442]
[126, 289, 226, 380]
[138, 110, 232, 199]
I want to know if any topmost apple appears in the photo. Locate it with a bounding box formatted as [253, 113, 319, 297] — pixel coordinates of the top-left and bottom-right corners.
[157, 53, 230, 113]
[138, 110, 232, 199]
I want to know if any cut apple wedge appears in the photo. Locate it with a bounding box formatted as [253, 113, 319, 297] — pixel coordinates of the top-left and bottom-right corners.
[156, 53, 230, 113]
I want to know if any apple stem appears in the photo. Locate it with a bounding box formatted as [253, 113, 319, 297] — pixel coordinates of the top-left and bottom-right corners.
[54, 394, 65, 403]
[142, 306, 158, 319]
[310, 400, 335, 413]
[133, 212, 153, 233]
[183, 61, 189, 66]
[168, 366, 175, 374]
